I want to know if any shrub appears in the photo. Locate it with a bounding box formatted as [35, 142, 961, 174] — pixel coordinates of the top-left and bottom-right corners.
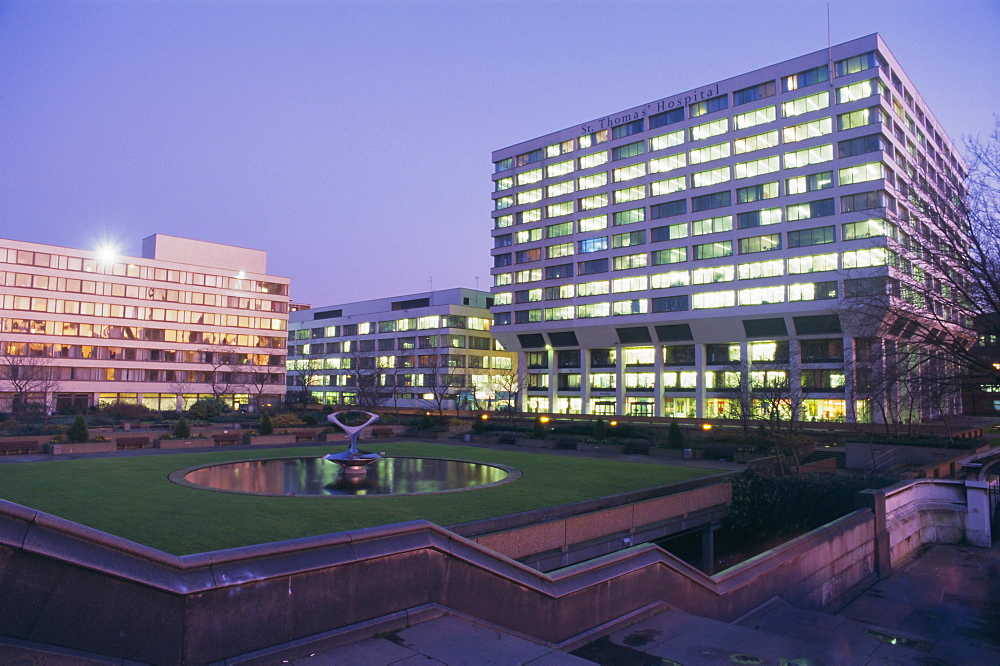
[258, 414, 274, 435]
[593, 418, 607, 440]
[187, 399, 230, 420]
[173, 417, 192, 439]
[100, 401, 157, 420]
[472, 415, 487, 434]
[272, 413, 305, 428]
[667, 421, 685, 449]
[66, 415, 89, 443]
[531, 417, 546, 439]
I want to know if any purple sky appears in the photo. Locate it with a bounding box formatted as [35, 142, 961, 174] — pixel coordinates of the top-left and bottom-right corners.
[2, 0, 997, 308]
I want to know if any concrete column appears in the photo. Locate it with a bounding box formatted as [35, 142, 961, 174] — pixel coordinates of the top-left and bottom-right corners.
[701, 524, 716, 575]
[843, 336, 857, 423]
[964, 480, 992, 547]
[580, 350, 591, 415]
[614, 345, 624, 416]
[856, 488, 891, 577]
[695, 343, 706, 418]
[653, 343, 664, 418]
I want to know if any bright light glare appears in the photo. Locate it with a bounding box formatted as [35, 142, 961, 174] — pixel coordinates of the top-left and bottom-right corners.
[96, 244, 118, 263]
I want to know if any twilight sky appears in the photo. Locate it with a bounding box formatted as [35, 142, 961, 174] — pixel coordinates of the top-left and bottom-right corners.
[1, 0, 997, 308]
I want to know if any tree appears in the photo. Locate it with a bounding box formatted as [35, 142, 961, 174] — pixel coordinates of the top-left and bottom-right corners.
[199, 343, 240, 403]
[234, 352, 284, 412]
[348, 347, 386, 412]
[286, 346, 323, 407]
[487, 364, 530, 418]
[0, 340, 61, 415]
[839, 121, 1000, 424]
[66, 414, 89, 443]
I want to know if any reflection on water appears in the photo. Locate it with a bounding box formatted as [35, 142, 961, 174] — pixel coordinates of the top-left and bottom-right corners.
[183, 457, 508, 496]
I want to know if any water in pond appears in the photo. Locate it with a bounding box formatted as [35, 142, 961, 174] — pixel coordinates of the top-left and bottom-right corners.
[180, 456, 511, 496]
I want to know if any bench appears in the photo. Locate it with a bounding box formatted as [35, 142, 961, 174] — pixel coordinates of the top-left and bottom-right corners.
[0, 440, 41, 455]
[213, 433, 242, 446]
[294, 429, 321, 442]
[370, 427, 395, 438]
[116, 436, 151, 450]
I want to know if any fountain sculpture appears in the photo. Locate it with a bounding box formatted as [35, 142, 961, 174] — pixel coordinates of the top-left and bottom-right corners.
[323, 411, 381, 477]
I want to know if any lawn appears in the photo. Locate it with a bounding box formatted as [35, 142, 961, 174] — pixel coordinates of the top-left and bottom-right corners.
[0, 442, 718, 555]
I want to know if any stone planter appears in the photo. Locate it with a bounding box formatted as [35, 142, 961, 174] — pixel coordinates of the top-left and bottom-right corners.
[514, 437, 557, 449]
[575, 442, 625, 454]
[155, 438, 214, 450]
[406, 430, 444, 439]
[48, 441, 116, 455]
[648, 447, 686, 459]
[247, 434, 296, 446]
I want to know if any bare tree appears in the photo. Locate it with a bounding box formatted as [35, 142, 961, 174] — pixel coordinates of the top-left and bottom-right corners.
[486, 363, 529, 419]
[348, 347, 386, 412]
[234, 352, 284, 412]
[0, 340, 61, 415]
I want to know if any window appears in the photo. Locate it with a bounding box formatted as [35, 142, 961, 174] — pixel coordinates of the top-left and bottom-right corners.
[495, 177, 513, 191]
[514, 309, 542, 324]
[844, 276, 889, 298]
[838, 133, 886, 158]
[839, 162, 884, 185]
[738, 234, 781, 254]
[782, 117, 832, 143]
[614, 185, 645, 204]
[515, 268, 542, 283]
[786, 199, 835, 221]
[691, 118, 729, 141]
[693, 240, 733, 260]
[838, 107, 884, 130]
[494, 253, 511, 267]
[651, 270, 690, 288]
[692, 215, 733, 236]
[733, 81, 775, 105]
[786, 171, 833, 194]
[612, 119, 644, 139]
[690, 96, 728, 117]
[546, 201, 574, 217]
[546, 159, 574, 178]
[690, 142, 731, 164]
[579, 193, 608, 210]
[613, 163, 646, 182]
[733, 130, 779, 154]
[613, 230, 646, 248]
[649, 129, 684, 151]
[781, 91, 829, 117]
[494, 233, 512, 248]
[547, 180, 574, 198]
[514, 288, 542, 303]
[788, 253, 837, 274]
[692, 290, 736, 309]
[613, 208, 645, 226]
[579, 129, 609, 149]
[652, 295, 689, 312]
[612, 141, 645, 160]
[841, 190, 891, 213]
[738, 285, 785, 305]
[843, 218, 895, 240]
[544, 306, 574, 321]
[495, 196, 513, 210]
[517, 188, 542, 205]
[577, 302, 611, 318]
[546, 221, 573, 238]
[651, 222, 688, 241]
[578, 214, 607, 232]
[735, 155, 779, 179]
[733, 105, 776, 130]
[613, 253, 647, 270]
[494, 273, 512, 286]
[651, 199, 687, 218]
[692, 265, 735, 284]
[516, 208, 541, 224]
[736, 207, 781, 228]
[788, 281, 838, 301]
[784, 144, 833, 169]
[515, 149, 543, 167]
[494, 157, 513, 173]
[651, 176, 686, 196]
[515, 248, 541, 263]
[578, 280, 610, 296]
[578, 258, 609, 275]
[515, 227, 541, 243]
[517, 168, 542, 185]
[494, 214, 513, 228]
[649, 152, 686, 173]
[836, 51, 881, 76]
[493, 312, 511, 325]
[579, 152, 608, 169]
[837, 79, 883, 104]
[782, 65, 828, 92]
[787, 226, 835, 247]
[842, 247, 889, 268]
[653, 247, 688, 265]
[737, 182, 779, 203]
[545, 284, 575, 300]
[692, 190, 731, 211]
[578, 237, 608, 253]
[737, 259, 784, 280]
[546, 242, 574, 259]
[649, 108, 684, 128]
[692, 166, 730, 188]
[612, 275, 649, 293]
[546, 264, 574, 279]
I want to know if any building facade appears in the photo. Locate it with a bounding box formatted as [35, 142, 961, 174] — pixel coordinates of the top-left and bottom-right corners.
[0, 234, 289, 413]
[287, 289, 518, 412]
[489, 34, 966, 422]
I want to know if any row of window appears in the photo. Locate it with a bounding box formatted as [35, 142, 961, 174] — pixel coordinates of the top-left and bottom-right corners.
[2, 270, 287, 313]
[289, 315, 492, 339]
[495, 136, 892, 213]
[522, 369, 846, 392]
[0, 247, 288, 296]
[287, 353, 512, 371]
[290, 334, 497, 353]
[2, 341, 281, 366]
[1, 317, 285, 348]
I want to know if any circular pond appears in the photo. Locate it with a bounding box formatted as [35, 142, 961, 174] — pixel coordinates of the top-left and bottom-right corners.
[172, 456, 518, 497]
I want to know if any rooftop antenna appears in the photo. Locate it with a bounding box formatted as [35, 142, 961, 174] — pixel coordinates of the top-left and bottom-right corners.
[475, 275, 480, 290]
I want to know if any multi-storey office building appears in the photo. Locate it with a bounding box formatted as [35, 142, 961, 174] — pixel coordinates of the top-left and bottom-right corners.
[287, 289, 518, 411]
[0, 234, 289, 413]
[489, 34, 966, 422]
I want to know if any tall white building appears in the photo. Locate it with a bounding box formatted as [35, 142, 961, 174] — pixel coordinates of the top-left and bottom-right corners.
[489, 34, 965, 422]
[287, 289, 518, 412]
[0, 234, 289, 413]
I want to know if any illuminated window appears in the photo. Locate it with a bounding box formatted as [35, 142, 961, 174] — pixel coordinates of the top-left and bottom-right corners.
[612, 275, 649, 292]
[787, 253, 837, 274]
[690, 142, 731, 164]
[495, 177, 513, 191]
[734, 130, 779, 154]
[786, 199, 835, 222]
[692, 166, 731, 188]
[579, 151, 609, 169]
[784, 144, 833, 169]
[613, 208, 645, 226]
[613, 163, 647, 182]
[736, 208, 782, 228]
[545, 284, 575, 300]
[782, 117, 832, 143]
[544, 306, 574, 321]
[547, 180, 574, 198]
[517, 169, 543, 185]
[651, 271, 690, 288]
[837, 79, 881, 104]
[546, 243, 574, 259]
[516, 208, 542, 224]
[546, 221, 573, 238]
[579, 194, 608, 210]
[693, 241, 732, 260]
[494, 273, 513, 286]
[613, 299, 648, 315]
[788, 281, 838, 301]
[836, 51, 881, 76]
[692, 215, 733, 236]
[649, 129, 684, 151]
[495, 196, 513, 210]
[515, 228, 541, 244]
[517, 188, 542, 205]
[839, 162, 884, 185]
[649, 152, 686, 174]
[781, 91, 829, 117]
[692, 265, 735, 284]
[613, 253, 647, 271]
[738, 234, 781, 254]
[546, 159, 574, 178]
[514, 269, 542, 283]
[842, 247, 889, 268]
[692, 290, 736, 309]
[786, 171, 833, 194]
[577, 172, 607, 190]
[578, 237, 608, 254]
[546, 201, 573, 217]
[837, 107, 884, 130]
[691, 118, 729, 141]
[653, 247, 688, 265]
[733, 105, 776, 130]
[842, 218, 895, 240]
[738, 286, 785, 305]
[495, 214, 513, 228]
[623, 347, 655, 365]
[577, 280, 610, 296]
[651, 176, 686, 196]
[577, 302, 611, 318]
[579, 130, 609, 149]
[737, 259, 784, 280]
[735, 155, 780, 179]
[650, 222, 688, 241]
[737, 182, 779, 203]
[613, 185, 646, 204]
[578, 215, 608, 232]
[612, 230, 645, 248]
